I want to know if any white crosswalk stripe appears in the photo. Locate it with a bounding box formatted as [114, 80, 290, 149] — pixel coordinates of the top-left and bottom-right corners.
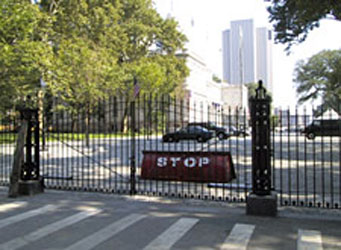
[297, 229, 323, 250]
[0, 202, 27, 213]
[0, 207, 101, 250]
[65, 213, 147, 250]
[0, 203, 334, 250]
[220, 223, 255, 250]
[0, 204, 58, 229]
[143, 217, 199, 250]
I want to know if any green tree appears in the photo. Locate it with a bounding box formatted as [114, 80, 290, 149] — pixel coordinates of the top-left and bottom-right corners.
[0, 0, 53, 113]
[116, 0, 188, 98]
[266, 0, 341, 52]
[40, 0, 188, 135]
[294, 49, 341, 113]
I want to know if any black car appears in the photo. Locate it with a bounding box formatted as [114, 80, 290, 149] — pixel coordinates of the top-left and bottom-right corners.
[301, 119, 341, 139]
[188, 122, 229, 140]
[226, 126, 250, 137]
[162, 125, 213, 143]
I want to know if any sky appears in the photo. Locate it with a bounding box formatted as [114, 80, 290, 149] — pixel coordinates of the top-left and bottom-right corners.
[153, 0, 341, 108]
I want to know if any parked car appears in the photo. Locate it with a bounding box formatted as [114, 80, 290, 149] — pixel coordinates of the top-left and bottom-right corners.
[301, 119, 341, 139]
[188, 122, 229, 140]
[226, 126, 250, 137]
[162, 125, 214, 143]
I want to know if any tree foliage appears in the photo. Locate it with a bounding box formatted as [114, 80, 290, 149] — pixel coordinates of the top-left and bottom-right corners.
[0, 0, 189, 114]
[266, 0, 341, 51]
[294, 49, 341, 113]
[41, 0, 188, 108]
[0, 0, 53, 112]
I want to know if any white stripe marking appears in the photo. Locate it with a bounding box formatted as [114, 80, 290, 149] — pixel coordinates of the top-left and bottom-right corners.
[221, 223, 255, 250]
[65, 213, 147, 250]
[0, 202, 27, 212]
[0, 208, 101, 250]
[297, 229, 323, 250]
[0, 205, 58, 229]
[143, 217, 199, 250]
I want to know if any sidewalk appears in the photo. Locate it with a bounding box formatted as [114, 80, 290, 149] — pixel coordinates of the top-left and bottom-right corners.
[0, 186, 340, 249]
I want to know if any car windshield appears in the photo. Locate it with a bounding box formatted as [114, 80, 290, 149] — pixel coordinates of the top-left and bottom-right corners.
[178, 126, 209, 133]
[313, 120, 321, 126]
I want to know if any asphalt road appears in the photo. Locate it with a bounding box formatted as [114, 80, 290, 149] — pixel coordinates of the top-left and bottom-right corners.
[0, 187, 340, 250]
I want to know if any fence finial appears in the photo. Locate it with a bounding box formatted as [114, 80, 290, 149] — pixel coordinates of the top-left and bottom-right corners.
[255, 80, 266, 100]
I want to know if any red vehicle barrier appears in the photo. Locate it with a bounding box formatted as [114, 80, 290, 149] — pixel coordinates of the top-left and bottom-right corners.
[141, 151, 236, 183]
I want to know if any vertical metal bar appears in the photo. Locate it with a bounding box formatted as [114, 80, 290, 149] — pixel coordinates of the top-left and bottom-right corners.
[339, 103, 341, 208]
[180, 98, 184, 197]
[303, 107, 308, 206]
[143, 94, 147, 193]
[114, 97, 118, 192]
[81, 105, 85, 190]
[136, 95, 141, 194]
[130, 100, 136, 195]
[97, 99, 101, 191]
[329, 108, 334, 208]
[34, 110, 40, 181]
[236, 107, 240, 200]
[160, 95, 164, 195]
[154, 95, 159, 196]
[271, 112, 275, 192]
[295, 107, 299, 205]
[121, 96, 131, 192]
[228, 106, 232, 199]
[243, 107, 248, 200]
[287, 109, 291, 204]
[166, 95, 171, 195]
[107, 96, 112, 192]
[279, 109, 283, 205]
[312, 105, 316, 206]
[321, 106, 325, 207]
[174, 96, 178, 196]
[60, 107, 66, 188]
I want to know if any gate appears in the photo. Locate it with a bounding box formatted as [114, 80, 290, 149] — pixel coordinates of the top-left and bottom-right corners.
[0, 94, 340, 209]
[37, 96, 250, 201]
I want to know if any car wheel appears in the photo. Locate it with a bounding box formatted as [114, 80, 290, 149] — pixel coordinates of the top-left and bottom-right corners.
[217, 133, 225, 140]
[168, 136, 174, 142]
[197, 136, 204, 142]
[307, 132, 315, 140]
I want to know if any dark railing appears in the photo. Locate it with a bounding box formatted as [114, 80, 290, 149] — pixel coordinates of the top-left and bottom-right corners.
[272, 106, 341, 209]
[0, 96, 340, 209]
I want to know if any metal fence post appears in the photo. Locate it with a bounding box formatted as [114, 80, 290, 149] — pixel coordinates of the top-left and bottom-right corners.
[130, 100, 136, 195]
[246, 80, 277, 216]
[8, 107, 43, 197]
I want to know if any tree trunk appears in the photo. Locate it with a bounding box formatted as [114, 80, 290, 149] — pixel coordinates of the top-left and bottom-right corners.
[8, 121, 28, 198]
[120, 99, 130, 133]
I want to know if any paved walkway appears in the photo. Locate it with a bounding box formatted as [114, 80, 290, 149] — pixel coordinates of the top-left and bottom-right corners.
[0, 187, 340, 250]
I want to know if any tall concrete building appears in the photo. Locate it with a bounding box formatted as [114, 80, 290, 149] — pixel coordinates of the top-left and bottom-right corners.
[222, 19, 273, 92]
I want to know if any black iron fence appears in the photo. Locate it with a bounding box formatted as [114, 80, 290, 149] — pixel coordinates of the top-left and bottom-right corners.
[0, 96, 340, 209]
[272, 107, 341, 208]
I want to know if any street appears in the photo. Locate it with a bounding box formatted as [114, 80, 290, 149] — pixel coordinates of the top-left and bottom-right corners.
[0, 187, 340, 249]
[1, 134, 340, 207]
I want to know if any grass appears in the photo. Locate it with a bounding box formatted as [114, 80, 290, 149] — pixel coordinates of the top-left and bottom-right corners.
[0, 133, 17, 144]
[0, 131, 163, 144]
